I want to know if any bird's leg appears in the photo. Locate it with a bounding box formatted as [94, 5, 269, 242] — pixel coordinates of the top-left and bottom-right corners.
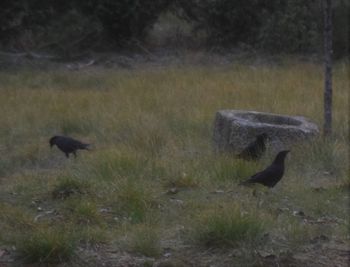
[73, 151, 77, 158]
[65, 153, 69, 158]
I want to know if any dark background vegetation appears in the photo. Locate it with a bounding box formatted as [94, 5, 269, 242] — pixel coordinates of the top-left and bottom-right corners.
[0, 0, 348, 58]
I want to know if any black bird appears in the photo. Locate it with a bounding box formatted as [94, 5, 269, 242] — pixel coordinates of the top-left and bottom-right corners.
[49, 135, 90, 158]
[237, 133, 268, 161]
[239, 150, 290, 188]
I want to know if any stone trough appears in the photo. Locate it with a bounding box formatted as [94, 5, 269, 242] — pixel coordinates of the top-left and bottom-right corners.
[213, 110, 319, 153]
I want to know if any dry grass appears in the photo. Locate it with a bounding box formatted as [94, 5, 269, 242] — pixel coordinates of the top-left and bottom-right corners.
[0, 60, 348, 265]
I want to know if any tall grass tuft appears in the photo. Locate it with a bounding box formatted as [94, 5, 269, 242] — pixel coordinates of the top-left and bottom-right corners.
[192, 206, 264, 248]
[52, 176, 90, 199]
[85, 149, 148, 181]
[291, 137, 348, 179]
[112, 181, 156, 223]
[17, 226, 77, 263]
[127, 224, 161, 257]
[61, 198, 102, 225]
[0, 203, 34, 241]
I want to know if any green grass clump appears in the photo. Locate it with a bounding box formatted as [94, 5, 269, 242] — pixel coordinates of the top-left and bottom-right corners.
[61, 198, 102, 225]
[125, 121, 169, 156]
[0, 204, 34, 242]
[52, 176, 90, 199]
[77, 226, 110, 244]
[192, 206, 264, 248]
[276, 215, 327, 249]
[291, 137, 348, 178]
[127, 224, 161, 257]
[17, 227, 77, 263]
[86, 149, 148, 181]
[0, 143, 43, 176]
[113, 182, 156, 223]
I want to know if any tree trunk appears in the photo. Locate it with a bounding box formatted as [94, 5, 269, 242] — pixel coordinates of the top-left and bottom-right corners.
[323, 0, 333, 137]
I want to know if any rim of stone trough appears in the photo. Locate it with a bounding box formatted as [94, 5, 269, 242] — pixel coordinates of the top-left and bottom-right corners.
[213, 110, 320, 153]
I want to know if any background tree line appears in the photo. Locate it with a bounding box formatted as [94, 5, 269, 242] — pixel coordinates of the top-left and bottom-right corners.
[0, 0, 348, 58]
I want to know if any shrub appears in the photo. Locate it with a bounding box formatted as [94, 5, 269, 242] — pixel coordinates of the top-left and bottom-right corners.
[258, 0, 321, 54]
[175, 0, 276, 46]
[79, 0, 172, 46]
[175, 0, 348, 56]
[0, 0, 170, 52]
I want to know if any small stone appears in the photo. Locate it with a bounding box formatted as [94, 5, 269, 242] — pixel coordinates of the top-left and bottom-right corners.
[278, 207, 290, 212]
[99, 208, 111, 213]
[257, 250, 276, 259]
[34, 214, 44, 222]
[169, 198, 184, 205]
[0, 249, 7, 258]
[293, 210, 305, 217]
[211, 190, 225, 194]
[230, 249, 243, 257]
[167, 188, 179, 195]
[45, 209, 55, 214]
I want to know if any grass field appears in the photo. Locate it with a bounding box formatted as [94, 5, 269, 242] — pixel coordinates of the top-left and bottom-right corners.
[0, 60, 349, 266]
